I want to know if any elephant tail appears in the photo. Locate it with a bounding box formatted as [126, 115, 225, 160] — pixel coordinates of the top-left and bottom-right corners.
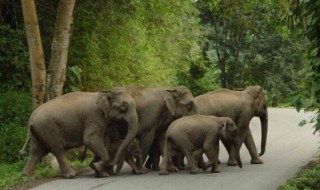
[19, 124, 32, 155]
[79, 146, 88, 163]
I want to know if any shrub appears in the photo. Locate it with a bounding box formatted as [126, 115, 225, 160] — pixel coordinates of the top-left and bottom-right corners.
[0, 91, 32, 163]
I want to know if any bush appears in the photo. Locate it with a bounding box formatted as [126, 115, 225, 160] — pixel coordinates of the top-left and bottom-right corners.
[0, 24, 30, 91]
[0, 91, 32, 163]
[278, 160, 320, 190]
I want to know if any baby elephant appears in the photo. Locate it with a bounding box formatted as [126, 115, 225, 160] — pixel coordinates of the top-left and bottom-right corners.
[159, 115, 242, 175]
[109, 139, 146, 175]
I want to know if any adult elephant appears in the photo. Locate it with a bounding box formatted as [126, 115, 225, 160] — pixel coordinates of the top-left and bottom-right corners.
[195, 85, 268, 165]
[19, 87, 138, 179]
[114, 86, 198, 163]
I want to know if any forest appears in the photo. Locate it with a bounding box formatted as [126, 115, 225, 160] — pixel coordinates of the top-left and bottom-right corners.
[0, 0, 319, 189]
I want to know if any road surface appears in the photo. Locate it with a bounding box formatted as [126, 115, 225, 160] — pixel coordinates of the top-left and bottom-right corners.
[33, 108, 319, 190]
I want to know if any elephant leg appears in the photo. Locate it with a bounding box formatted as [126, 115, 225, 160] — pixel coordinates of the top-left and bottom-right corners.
[203, 134, 220, 173]
[53, 151, 78, 178]
[176, 138, 198, 174]
[84, 132, 110, 177]
[126, 157, 143, 174]
[139, 131, 156, 162]
[222, 139, 237, 166]
[115, 159, 124, 175]
[244, 130, 263, 164]
[153, 132, 166, 171]
[145, 142, 160, 171]
[34, 123, 77, 178]
[172, 153, 185, 170]
[159, 140, 171, 175]
[192, 149, 206, 170]
[22, 138, 47, 180]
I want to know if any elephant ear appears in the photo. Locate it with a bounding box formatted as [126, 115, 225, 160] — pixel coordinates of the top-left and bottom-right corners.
[97, 90, 111, 118]
[246, 86, 263, 100]
[164, 88, 178, 116]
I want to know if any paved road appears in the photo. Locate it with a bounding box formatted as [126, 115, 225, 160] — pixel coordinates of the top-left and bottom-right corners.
[33, 108, 319, 190]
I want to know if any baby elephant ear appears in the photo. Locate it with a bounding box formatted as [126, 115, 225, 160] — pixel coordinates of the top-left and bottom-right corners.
[164, 89, 177, 116]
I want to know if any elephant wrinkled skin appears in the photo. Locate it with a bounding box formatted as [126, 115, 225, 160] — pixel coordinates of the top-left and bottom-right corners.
[19, 87, 138, 179]
[159, 115, 242, 175]
[114, 86, 197, 165]
[195, 85, 268, 165]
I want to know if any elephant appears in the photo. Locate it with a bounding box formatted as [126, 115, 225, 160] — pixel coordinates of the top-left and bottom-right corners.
[195, 85, 268, 166]
[108, 138, 145, 175]
[19, 87, 138, 179]
[159, 115, 242, 175]
[113, 86, 197, 167]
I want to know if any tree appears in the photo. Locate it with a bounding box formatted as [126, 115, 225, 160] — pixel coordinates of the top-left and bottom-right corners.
[289, 0, 320, 133]
[46, 0, 76, 101]
[21, 0, 46, 110]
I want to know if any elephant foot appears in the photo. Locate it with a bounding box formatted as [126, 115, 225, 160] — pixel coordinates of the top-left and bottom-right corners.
[95, 171, 110, 178]
[168, 165, 179, 172]
[189, 167, 200, 174]
[227, 159, 238, 166]
[159, 169, 169, 175]
[139, 168, 147, 174]
[251, 158, 263, 164]
[91, 162, 110, 178]
[61, 169, 77, 178]
[211, 169, 220, 173]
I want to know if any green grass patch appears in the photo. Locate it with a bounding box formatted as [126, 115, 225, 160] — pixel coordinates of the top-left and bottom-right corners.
[0, 158, 58, 190]
[0, 157, 92, 190]
[278, 160, 320, 190]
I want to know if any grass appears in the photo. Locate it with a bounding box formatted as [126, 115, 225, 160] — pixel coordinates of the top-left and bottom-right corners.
[277, 158, 320, 190]
[0, 158, 91, 190]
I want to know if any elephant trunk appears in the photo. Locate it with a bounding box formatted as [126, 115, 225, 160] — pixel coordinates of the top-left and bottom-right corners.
[235, 139, 242, 168]
[111, 110, 139, 165]
[259, 110, 268, 156]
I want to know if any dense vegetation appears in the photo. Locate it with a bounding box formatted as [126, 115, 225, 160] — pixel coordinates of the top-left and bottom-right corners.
[0, 0, 319, 189]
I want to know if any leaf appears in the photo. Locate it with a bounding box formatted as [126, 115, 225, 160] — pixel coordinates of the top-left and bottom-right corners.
[298, 120, 307, 127]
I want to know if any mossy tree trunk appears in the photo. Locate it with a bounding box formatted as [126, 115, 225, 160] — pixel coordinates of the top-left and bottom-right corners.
[46, 0, 76, 101]
[21, 0, 46, 110]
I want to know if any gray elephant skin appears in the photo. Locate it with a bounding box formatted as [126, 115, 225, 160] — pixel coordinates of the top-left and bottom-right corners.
[19, 87, 138, 179]
[108, 139, 145, 175]
[159, 115, 242, 175]
[195, 85, 268, 165]
[114, 86, 197, 164]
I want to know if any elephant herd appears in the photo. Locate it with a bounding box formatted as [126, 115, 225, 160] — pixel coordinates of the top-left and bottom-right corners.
[19, 85, 268, 179]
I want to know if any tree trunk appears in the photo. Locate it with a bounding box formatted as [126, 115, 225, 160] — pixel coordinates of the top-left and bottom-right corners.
[21, 0, 46, 110]
[46, 0, 76, 101]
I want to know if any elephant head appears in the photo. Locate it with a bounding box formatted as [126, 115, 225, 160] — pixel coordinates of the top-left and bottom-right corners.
[164, 86, 198, 118]
[246, 85, 268, 156]
[98, 87, 139, 165]
[220, 117, 242, 168]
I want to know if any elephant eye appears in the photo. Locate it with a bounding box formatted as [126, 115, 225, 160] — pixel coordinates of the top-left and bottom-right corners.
[120, 102, 128, 112]
[186, 102, 193, 111]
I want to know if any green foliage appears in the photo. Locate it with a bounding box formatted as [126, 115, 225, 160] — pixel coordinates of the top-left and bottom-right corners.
[0, 157, 92, 190]
[278, 161, 320, 190]
[0, 24, 30, 91]
[0, 91, 32, 163]
[189, 0, 305, 106]
[68, 0, 203, 91]
[288, 0, 320, 133]
[0, 158, 58, 190]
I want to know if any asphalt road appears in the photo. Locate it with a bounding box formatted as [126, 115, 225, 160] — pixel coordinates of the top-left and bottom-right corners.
[33, 108, 319, 190]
